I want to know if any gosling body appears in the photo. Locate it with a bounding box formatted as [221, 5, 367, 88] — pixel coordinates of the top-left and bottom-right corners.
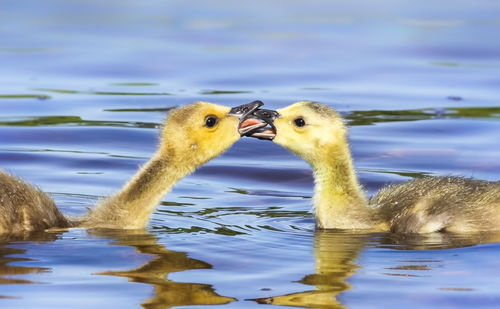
[265, 101, 500, 233]
[0, 170, 71, 234]
[373, 176, 500, 233]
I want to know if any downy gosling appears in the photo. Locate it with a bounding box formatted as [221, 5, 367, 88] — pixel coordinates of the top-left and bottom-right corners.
[242, 101, 500, 233]
[0, 101, 265, 235]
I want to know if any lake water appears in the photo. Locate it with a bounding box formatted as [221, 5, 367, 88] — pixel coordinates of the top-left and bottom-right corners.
[1, 0, 500, 308]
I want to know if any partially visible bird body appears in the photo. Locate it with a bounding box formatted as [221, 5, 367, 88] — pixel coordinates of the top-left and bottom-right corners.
[0, 170, 71, 234]
[373, 176, 500, 233]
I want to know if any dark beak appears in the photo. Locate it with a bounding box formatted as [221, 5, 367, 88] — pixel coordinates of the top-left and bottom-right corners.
[239, 108, 279, 140]
[230, 101, 268, 136]
[229, 100, 263, 118]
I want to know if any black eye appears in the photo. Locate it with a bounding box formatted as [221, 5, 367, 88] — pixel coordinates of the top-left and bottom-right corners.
[205, 116, 218, 128]
[294, 117, 306, 127]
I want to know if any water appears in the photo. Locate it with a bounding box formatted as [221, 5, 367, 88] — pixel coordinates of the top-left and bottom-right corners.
[1, 0, 500, 308]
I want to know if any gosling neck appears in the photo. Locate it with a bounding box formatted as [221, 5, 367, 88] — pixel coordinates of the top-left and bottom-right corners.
[310, 142, 376, 229]
[83, 149, 194, 229]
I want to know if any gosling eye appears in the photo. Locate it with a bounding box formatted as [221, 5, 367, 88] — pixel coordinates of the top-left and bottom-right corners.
[205, 115, 219, 128]
[293, 117, 306, 127]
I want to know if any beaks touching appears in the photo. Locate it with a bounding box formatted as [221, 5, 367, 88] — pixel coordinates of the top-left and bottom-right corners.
[229, 100, 267, 135]
[230, 101, 278, 140]
[238, 108, 279, 140]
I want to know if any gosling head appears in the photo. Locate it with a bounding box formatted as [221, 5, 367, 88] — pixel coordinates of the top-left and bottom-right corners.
[241, 101, 347, 166]
[159, 101, 263, 167]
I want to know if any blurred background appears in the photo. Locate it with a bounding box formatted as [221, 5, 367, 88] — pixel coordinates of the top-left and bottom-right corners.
[2, 0, 499, 106]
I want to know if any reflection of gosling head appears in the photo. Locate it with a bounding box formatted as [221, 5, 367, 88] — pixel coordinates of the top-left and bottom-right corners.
[159, 102, 242, 169]
[272, 101, 348, 167]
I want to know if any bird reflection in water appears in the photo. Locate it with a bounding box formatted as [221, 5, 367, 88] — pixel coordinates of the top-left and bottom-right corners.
[0, 232, 57, 298]
[91, 229, 235, 308]
[253, 230, 368, 309]
[252, 230, 500, 308]
[0, 230, 235, 307]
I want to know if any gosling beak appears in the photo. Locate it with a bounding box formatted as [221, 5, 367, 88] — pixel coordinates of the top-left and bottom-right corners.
[229, 100, 268, 136]
[229, 100, 263, 118]
[239, 108, 279, 140]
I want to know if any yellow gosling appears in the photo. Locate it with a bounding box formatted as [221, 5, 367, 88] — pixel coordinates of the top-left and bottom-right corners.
[0, 101, 257, 234]
[251, 101, 500, 233]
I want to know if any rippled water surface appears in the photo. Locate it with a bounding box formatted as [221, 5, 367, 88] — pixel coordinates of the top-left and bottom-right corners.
[1, 1, 500, 308]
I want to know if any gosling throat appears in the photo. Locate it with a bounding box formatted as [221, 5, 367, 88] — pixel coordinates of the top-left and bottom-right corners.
[310, 144, 376, 229]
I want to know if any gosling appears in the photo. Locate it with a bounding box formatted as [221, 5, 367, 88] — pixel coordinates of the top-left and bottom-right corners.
[243, 101, 500, 233]
[0, 101, 264, 235]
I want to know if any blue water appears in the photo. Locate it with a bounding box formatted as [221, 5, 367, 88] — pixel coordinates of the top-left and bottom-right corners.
[1, 1, 500, 308]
